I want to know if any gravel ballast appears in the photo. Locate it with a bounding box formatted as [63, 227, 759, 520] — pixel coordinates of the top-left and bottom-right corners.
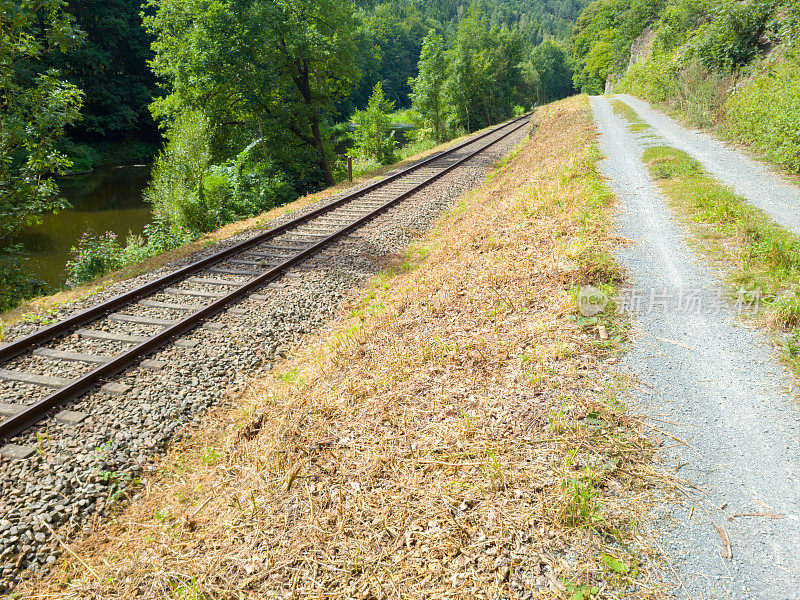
[0, 123, 530, 593]
[591, 95, 800, 599]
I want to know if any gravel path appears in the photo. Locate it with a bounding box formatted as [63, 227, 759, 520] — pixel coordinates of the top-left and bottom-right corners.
[617, 93, 800, 235]
[591, 96, 800, 599]
[0, 124, 530, 593]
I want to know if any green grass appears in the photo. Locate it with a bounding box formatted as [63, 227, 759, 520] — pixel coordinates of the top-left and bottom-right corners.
[610, 100, 652, 133]
[641, 144, 800, 373]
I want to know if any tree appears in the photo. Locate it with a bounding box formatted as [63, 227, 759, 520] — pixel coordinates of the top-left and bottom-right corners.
[144, 0, 359, 187]
[0, 0, 84, 307]
[569, 0, 627, 93]
[409, 30, 448, 142]
[530, 39, 575, 102]
[47, 0, 158, 140]
[351, 82, 397, 164]
[445, 6, 528, 132]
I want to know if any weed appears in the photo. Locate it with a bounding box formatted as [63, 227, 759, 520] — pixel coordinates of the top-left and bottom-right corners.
[560, 460, 601, 527]
[562, 580, 600, 600]
[278, 366, 307, 388]
[201, 447, 224, 466]
[600, 552, 639, 579]
[35, 426, 49, 455]
[167, 577, 207, 600]
[482, 450, 506, 490]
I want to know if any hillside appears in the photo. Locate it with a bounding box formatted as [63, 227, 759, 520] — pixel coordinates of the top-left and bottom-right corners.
[570, 0, 800, 173]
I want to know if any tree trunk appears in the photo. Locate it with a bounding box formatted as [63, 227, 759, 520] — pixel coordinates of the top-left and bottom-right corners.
[310, 112, 335, 186]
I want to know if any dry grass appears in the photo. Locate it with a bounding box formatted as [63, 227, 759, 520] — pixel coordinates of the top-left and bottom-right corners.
[15, 97, 662, 600]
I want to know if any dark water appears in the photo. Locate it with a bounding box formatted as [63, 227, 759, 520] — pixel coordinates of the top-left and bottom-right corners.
[19, 166, 153, 289]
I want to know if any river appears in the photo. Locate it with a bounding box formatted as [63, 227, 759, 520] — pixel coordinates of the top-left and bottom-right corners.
[19, 166, 153, 289]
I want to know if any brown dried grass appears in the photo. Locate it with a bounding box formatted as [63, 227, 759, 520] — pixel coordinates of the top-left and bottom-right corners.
[16, 97, 662, 600]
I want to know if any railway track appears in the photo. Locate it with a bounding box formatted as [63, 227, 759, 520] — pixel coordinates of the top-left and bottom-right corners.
[0, 112, 530, 447]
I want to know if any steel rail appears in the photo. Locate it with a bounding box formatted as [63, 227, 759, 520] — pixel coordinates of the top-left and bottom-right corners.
[0, 113, 531, 442]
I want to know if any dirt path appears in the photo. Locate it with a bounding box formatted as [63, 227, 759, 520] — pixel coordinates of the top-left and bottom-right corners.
[618, 93, 800, 235]
[591, 95, 800, 599]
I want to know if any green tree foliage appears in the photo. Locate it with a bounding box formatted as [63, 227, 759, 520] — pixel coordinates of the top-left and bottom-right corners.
[351, 82, 397, 164]
[445, 6, 528, 131]
[47, 0, 157, 140]
[529, 39, 574, 101]
[408, 31, 449, 142]
[145, 0, 359, 189]
[143, 0, 359, 233]
[352, 3, 430, 109]
[687, 0, 776, 70]
[571, 0, 793, 94]
[569, 0, 627, 93]
[0, 0, 84, 308]
[352, 0, 590, 110]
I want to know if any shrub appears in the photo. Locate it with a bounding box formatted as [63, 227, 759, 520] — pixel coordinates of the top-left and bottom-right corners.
[725, 56, 800, 172]
[141, 211, 195, 255]
[147, 114, 295, 233]
[0, 247, 47, 310]
[616, 54, 679, 103]
[65, 212, 195, 288]
[686, 0, 776, 71]
[144, 110, 213, 231]
[65, 231, 124, 287]
[350, 82, 397, 165]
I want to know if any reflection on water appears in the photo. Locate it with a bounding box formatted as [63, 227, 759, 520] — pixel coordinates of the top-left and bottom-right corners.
[18, 166, 153, 289]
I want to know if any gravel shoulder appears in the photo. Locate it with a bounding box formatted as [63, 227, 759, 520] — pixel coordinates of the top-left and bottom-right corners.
[617, 93, 800, 236]
[591, 95, 800, 599]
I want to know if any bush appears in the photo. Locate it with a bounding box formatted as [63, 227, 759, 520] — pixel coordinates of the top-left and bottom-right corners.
[146, 113, 294, 233]
[652, 0, 709, 56]
[725, 56, 800, 172]
[141, 211, 195, 254]
[686, 0, 776, 71]
[65, 231, 125, 287]
[65, 212, 195, 287]
[144, 110, 213, 231]
[350, 82, 397, 165]
[617, 54, 679, 103]
[0, 247, 47, 310]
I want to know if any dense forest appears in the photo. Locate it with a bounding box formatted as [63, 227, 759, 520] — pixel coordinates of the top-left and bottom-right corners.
[1, 0, 587, 310]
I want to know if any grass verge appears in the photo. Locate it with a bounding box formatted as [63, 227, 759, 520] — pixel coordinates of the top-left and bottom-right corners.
[640, 143, 800, 374]
[15, 96, 661, 599]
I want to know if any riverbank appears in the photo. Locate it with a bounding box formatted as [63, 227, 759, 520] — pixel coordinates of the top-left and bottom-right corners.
[11, 96, 663, 599]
